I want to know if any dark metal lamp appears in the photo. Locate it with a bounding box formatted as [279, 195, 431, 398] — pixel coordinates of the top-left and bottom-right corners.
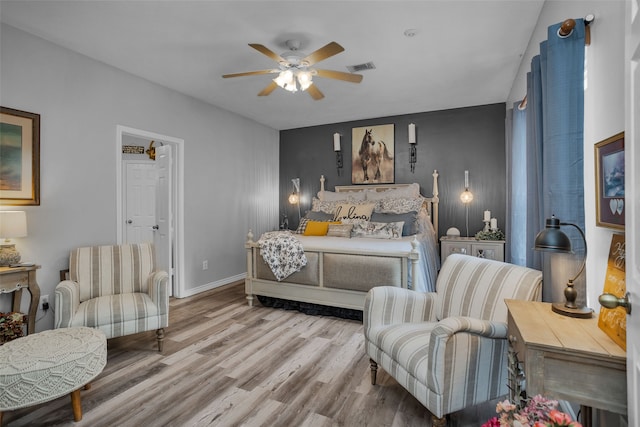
[534, 215, 593, 318]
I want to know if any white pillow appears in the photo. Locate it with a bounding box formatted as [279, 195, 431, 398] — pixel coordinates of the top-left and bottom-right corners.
[365, 183, 421, 201]
[351, 221, 404, 239]
[376, 197, 426, 214]
[318, 190, 366, 202]
[333, 203, 375, 222]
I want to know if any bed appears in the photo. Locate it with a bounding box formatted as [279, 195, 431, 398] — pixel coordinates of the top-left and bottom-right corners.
[245, 170, 440, 312]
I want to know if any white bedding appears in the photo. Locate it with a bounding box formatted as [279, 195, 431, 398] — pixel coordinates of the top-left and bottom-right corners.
[295, 228, 439, 293]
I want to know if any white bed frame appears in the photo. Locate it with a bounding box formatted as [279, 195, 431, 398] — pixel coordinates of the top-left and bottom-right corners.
[245, 170, 440, 310]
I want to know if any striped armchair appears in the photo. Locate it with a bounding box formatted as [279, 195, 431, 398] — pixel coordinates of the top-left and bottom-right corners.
[364, 254, 542, 426]
[55, 243, 169, 351]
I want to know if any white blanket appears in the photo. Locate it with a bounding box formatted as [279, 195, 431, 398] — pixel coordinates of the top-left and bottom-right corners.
[257, 231, 307, 281]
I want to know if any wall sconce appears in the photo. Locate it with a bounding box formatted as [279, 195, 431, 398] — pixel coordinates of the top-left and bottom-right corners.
[334, 133, 343, 176]
[460, 170, 473, 204]
[408, 123, 416, 173]
[534, 216, 593, 318]
[0, 211, 28, 266]
[288, 178, 301, 220]
[460, 170, 473, 237]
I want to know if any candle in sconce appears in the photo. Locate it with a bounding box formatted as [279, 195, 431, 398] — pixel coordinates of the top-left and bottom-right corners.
[490, 218, 498, 230]
[333, 133, 341, 151]
[484, 210, 491, 221]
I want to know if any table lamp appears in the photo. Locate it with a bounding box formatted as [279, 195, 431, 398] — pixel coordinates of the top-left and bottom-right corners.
[0, 211, 28, 266]
[534, 215, 593, 318]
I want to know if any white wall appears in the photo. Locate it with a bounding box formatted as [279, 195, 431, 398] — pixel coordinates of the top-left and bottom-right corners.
[506, 0, 626, 312]
[0, 24, 279, 331]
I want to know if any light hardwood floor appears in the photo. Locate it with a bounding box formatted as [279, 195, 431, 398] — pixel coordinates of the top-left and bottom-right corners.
[3, 282, 499, 427]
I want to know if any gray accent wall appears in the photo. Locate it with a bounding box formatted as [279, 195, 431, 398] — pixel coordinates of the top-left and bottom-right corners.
[280, 103, 506, 239]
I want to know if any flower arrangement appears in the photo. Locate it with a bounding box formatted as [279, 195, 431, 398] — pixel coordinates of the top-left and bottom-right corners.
[0, 311, 27, 344]
[475, 228, 506, 241]
[482, 395, 583, 427]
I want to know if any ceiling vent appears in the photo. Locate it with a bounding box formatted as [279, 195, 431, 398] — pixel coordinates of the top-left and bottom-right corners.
[346, 62, 376, 73]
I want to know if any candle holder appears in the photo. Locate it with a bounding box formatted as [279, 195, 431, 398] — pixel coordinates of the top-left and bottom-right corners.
[483, 220, 491, 232]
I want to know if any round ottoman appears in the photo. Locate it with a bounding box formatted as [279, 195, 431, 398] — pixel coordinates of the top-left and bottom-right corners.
[0, 327, 107, 424]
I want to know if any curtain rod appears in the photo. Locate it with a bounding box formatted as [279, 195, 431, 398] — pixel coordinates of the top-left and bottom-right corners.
[559, 14, 594, 45]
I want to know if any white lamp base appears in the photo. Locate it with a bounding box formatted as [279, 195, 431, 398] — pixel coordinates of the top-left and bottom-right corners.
[0, 244, 21, 266]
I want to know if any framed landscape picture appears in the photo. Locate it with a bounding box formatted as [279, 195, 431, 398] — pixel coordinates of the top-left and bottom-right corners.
[0, 107, 40, 206]
[351, 124, 394, 184]
[595, 132, 624, 230]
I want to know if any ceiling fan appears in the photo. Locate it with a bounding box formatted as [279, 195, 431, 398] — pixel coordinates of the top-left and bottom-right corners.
[222, 40, 363, 100]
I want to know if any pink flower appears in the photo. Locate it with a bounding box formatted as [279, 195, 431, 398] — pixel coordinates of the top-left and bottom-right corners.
[481, 417, 500, 427]
[496, 399, 516, 413]
[548, 409, 575, 425]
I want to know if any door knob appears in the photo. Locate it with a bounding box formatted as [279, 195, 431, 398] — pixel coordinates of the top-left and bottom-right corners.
[598, 292, 632, 314]
[127, 220, 133, 224]
[152, 225, 159, 230]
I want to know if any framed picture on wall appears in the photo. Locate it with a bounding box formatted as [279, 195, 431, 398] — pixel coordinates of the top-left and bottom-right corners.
[0, 107, 40, 206]
[595, 131, 624, 230]
[351, 124, 394, 184]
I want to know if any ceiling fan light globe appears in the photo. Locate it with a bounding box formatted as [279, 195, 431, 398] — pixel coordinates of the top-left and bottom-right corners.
[297, 71, 313, 90]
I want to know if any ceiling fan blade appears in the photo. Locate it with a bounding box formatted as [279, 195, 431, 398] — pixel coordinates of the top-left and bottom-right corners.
[315, 69, 363, 83]
[222, 69, 278, 78]
[306, 84, 325, 100]
[258, 81, 278, 96]
[303, 42, 344, 66]
[249, 43, 286, 63]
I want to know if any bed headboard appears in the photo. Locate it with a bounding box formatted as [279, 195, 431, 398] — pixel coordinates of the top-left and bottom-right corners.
[318, 170, 440, 234]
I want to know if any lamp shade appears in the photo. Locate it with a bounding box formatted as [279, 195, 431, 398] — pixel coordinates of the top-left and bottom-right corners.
[0, 211, 27, 239]
[534, 216, 572, 253]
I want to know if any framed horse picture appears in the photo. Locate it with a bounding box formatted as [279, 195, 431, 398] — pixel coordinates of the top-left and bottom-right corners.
[351, 124, 394, 184]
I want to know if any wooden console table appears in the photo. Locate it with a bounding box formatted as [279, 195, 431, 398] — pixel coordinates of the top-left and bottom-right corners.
[0, 265, 40, 335]
[506, 299, 626, 424]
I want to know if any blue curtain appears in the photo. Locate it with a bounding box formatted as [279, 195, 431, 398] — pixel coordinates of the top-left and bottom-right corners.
[506, 102, 529, 267]
[507, 19, 585, 287]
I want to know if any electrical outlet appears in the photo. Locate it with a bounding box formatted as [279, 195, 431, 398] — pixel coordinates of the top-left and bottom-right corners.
[40, 295, 50, 311]
[202, 260, 208, 270]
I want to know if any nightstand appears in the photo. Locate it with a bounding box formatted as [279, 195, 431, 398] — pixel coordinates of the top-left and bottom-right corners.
[506, 300, 626, 425]
[440, 236, 505, 263]
[0, 265, 41, 335]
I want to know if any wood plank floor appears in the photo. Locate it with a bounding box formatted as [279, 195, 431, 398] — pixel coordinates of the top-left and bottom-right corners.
[3, 282, 499, 427]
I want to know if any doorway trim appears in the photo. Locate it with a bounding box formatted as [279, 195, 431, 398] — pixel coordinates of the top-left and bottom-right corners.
[116, 125, 186, 298]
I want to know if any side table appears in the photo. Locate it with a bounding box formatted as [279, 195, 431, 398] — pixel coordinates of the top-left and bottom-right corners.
[506, 299, 626, 426]
[440, 236, 505, 263]
[0, 265, 40, 335]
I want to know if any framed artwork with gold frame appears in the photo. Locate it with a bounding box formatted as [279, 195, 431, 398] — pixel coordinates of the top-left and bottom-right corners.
[0, 107, 40, 206]
[594, 131, 624, 230]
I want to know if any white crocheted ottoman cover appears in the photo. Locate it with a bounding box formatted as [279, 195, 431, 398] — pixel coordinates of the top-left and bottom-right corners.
[0, 327, 107, 411]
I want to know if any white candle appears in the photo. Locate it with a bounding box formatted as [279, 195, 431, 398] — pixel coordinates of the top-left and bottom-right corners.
[484, 210, 491, 221]
[408, 123, 416, 144]
[333, 133, 341, 151]
[490, 218, 498, 230]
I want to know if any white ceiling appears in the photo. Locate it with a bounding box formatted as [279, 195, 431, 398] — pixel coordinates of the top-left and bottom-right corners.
[0, 0, 545, 130]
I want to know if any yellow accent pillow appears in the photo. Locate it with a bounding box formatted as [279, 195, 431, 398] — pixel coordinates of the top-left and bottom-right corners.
[303, 221, 341, 236]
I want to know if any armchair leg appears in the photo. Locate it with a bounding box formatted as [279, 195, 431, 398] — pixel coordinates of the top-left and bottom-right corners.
[156, 328, 165, 352]
[431, 414, 447, 427]
[369, 358, 378, 385]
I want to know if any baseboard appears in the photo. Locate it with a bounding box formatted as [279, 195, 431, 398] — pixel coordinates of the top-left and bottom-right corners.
[177, 273, 246, 298]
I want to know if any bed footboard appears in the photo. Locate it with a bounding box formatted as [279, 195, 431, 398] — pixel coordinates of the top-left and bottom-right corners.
[245, 231, 420, 310]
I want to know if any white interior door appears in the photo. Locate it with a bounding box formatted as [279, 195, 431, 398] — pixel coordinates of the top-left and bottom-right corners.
[155, 144, 173, 294]
[124, 162, 156, 244]
[625, 0, 639, 424]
